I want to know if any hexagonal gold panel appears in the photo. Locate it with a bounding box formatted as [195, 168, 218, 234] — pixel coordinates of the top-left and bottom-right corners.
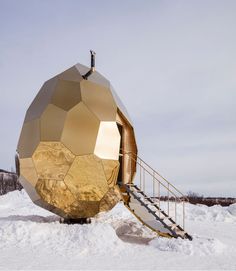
[17, 61, 137, 219]
[33, 142, 75, 181]
[61, 102, 100, 155]
[80, 80, 116, 121]
[40, 104, 67, 141]
[36, 179, 75, 212]
[64, 155, 109, 201]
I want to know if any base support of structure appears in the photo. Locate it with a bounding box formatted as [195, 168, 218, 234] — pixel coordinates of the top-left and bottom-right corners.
[60, 218, 92, 224]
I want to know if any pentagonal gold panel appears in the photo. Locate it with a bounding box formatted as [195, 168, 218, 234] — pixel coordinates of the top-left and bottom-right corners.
[51, 79, 81, 111]
[64, 154, 108, 201]
[24, 77, 58, 122]
[80, 80, 116, 121]
[32, 142, 75, 181]
[40, 104, 67, 141]
[20, 158, 38, 186]
[61, 102, 100, 155]
[17, 118, 40, 159]
[94, 122, 120, 160]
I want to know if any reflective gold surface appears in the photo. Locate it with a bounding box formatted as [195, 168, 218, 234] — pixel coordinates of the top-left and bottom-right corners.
[20, 158, 38, 186]
[51, 79, 81, 111]
[64, 155, 109, 201]
[17, 118, 40, 159]
[33, 142, 75, 181]
[102, 159, 120, 187]
[94, 122, 120, 160]
[80, 80, 116, 121]
[61, 102, 100, 155]
[40, 104, 67, 141]
[17, 61, 137, 219]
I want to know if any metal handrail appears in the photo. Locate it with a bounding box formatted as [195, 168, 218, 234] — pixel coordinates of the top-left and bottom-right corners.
[121, 150, 188, 200]
[121, 150, 187, 230]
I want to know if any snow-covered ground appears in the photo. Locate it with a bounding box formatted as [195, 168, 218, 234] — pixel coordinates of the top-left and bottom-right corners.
[0, 190, 236, 270]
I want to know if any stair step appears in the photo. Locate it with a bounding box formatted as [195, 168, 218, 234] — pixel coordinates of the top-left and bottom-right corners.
[170, 224, 178, 230]
[159, 215, 171, 220]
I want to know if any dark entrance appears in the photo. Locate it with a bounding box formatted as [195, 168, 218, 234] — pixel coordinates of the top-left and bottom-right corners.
[117, 123, 123, 186]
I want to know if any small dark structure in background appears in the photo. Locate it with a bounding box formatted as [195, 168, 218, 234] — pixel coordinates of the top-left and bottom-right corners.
[157, 195, 236, 207]
[0, 169, 22, 195]
[186, 196, 236, 207]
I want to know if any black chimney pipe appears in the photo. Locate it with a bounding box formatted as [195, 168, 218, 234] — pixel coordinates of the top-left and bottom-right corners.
[83, 50, 96, 80]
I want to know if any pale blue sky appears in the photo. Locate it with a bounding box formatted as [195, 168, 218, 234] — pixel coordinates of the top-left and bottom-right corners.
[0, 0, 236, 196]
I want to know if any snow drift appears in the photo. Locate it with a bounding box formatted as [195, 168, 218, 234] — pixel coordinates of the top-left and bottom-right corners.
[0, 190, 235, 270]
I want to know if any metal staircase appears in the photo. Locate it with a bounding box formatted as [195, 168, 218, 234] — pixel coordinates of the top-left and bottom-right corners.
[121, 152, 192, 240]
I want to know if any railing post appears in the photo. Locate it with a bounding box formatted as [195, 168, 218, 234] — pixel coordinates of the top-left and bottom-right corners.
[158, 181, 160, 216]
[183, 201, 185, 230]
[140, 160, 142, 189]
[175, 197, 177, 223]
[143, 168, 145, 193]
[167, 183, 170, 216]
[153, 171, 155, 198]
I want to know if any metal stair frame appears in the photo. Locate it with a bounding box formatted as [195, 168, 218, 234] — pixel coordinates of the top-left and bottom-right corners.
[121, 151, 192, 240]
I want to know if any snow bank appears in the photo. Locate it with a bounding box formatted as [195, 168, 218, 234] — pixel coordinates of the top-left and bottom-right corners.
[185, 202, 236, 223]
[228, 203, 236, 216]
[150, 235, 225, 256]
[0, 219, 124, 256]
[0, 190, 235, 270]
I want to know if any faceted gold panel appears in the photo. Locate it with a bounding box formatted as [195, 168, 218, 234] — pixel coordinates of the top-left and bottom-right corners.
[35, 179, 75, 211]
[20, 158, 38, 186]
[94, 122, 121, 160]
[57, 66, 83, 83]
[32, 142, 75, 181]
[80, 80, 116, 121]
[61, 102, 100, 155]
[19, 176, 41, 202]
[40, 104, 67, 141]
[110, 85, 132, 124]
[64, 155, 109, 201]
[102, 159, 120, 187]
[99, 185, 122, 212]
[51, 79, 81, 111]
[25, 77, 58, 122]
[66, 200, 100, 218]
[17, 118, 40, 159]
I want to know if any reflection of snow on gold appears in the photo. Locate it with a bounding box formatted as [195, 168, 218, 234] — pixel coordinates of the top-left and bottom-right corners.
[33, 142, 75, 181]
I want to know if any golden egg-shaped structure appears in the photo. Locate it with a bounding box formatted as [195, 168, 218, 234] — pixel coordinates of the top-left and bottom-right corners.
[17, 59, 137, 219]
